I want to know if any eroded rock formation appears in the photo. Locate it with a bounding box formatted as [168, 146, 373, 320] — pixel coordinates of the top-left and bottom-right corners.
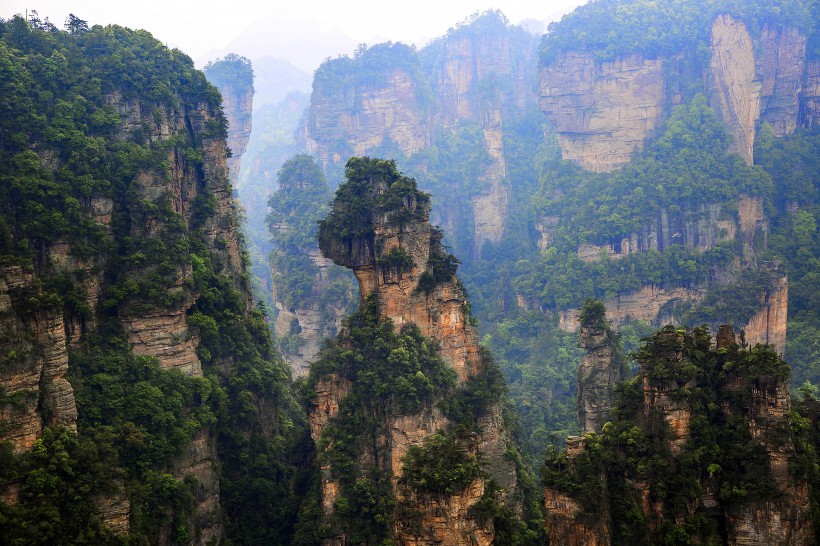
[544, 326, 814, 545]
[539, 52, 666, 172]
[0, 265, 77, 454]
[576, 303, 624, 434]
[540, 14, 815, 170]
[708, 14, 762, 164]
[311, 158, 522, 545]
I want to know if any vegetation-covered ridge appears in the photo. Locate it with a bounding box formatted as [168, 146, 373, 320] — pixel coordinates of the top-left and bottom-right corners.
[203, 53, 254, 92]
[0, 15, 306, 544]
[539, 0, 817, 63]
[313, 41, 435, 108]
[543, 324, 813, 544]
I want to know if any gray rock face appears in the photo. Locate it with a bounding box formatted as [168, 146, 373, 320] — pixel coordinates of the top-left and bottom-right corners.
[576, 320, 622, 435]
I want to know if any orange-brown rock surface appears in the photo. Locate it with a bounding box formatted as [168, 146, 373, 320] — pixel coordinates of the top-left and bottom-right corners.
[311, 159, 520, 545]
[0, 265, 77, 454]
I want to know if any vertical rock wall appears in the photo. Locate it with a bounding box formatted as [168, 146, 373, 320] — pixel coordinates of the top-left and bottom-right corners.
[313, 163, 521, 545]
[708, 14, 762, 164]
[539, 16, 813, 170]
[576, 316, 622, 435]
[0, 265, 77, 454]
[539, 52, 666, 172]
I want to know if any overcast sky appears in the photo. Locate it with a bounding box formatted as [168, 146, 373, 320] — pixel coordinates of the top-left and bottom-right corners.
[4, 1, 585, 69]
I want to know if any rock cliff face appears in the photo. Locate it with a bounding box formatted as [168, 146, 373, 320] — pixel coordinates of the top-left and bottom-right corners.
[552, 195, 777, 338]
[759, 24, 807, 136]
[539, 52, 666, 172]
[576, 309, 623, 434]
[217, 78, 253, 190]
[204, 55, 255, 191]
[271, 246, 349, 377]
[111, 94, 248, 543]
[427, 17, 537, 251]
[0, 265, 77, 454]
[1, 81, 250, 544]
[708, 15, 762, 164]
[544, 326, 814, 545]
[306, 14, 538, 255]
[800, 60, 820, 127]
[311, 158, 521, 545]
[743, 274, 788, 353]
[539, 15, 813, 170]
[306, 59, 430, 166]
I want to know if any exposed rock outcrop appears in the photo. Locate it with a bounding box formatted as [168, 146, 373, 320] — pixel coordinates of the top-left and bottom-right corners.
[800, 60, 820, 127]
[427, 15, 537, 251]
[306, 54, 431, 166]
[220, 80, 253, 190]
[743, 274, 788, 353]
[540, 15, 812, 170]
[204, 55, 254, 190]
[558, 286, 705, 332]
[0, 265, 77, 454]
[759, 24, 807, 136]
[271, 248, 349, 377]
[311, 158, 521, 545]
[539, 52, 666, 172]
[306, 14, 539, 256]
[576, 306, 623, 434]
[708, 14, 762, 164]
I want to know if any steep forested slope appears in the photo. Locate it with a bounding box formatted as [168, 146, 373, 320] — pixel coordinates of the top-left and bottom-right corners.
[0, 16, 306, 544]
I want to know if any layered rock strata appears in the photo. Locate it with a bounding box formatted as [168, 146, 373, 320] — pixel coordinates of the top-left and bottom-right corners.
[312, 159, 520, 545]
[539, 52, 666, 172]
[0, 265, 77, 454]
[539, 15, 815, 170]
[306, 60, 430, 166]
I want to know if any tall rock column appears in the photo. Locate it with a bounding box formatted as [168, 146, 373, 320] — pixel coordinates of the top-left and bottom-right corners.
[708, 14, 761, 164]
[311, 157, 524, 545]
[576, 300, 624, 434]
[204, 54, 254, 190]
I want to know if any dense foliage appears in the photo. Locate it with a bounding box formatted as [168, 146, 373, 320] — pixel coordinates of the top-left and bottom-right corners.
[0, 17, 305, 544]
[543, 326, 792, 544]
[318, 156, 430, 250]
[539, 0, 814, 63]
[299, 296, 458, 543]
[267, 154, 355, 355]
[754, 126, 820, 386]
[203, 53, 254, 92]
